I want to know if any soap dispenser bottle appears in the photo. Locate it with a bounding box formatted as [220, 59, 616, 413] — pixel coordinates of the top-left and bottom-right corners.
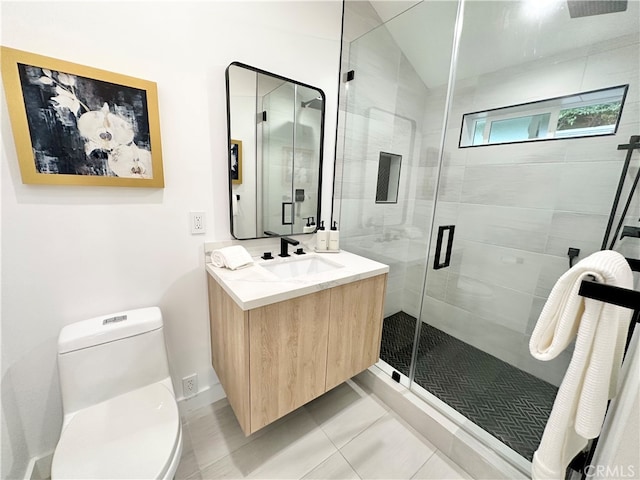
[329, 221, 340, 251]
[303, 217, 316, 234]
[316, 221, 329, 251]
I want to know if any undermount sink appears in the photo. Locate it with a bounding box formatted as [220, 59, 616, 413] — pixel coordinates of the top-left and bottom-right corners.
[261, 255, 343, 279]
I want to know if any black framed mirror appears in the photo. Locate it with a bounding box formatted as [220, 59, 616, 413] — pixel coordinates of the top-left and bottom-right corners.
[226, 62, 325, 240]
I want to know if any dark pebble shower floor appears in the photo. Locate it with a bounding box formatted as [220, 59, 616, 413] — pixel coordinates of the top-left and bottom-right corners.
[380, 311, 558, 461]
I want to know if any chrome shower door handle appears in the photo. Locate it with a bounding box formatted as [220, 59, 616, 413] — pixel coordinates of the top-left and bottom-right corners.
[433, 225, 455, 270]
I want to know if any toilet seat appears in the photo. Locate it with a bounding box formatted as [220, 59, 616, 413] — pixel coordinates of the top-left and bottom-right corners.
[52, 382, 181, 479]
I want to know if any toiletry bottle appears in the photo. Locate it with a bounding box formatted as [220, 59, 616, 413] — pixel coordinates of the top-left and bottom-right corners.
[303, 217, 316, 234]
[316, 221, 328, 251]
[329, 221, 340, 251]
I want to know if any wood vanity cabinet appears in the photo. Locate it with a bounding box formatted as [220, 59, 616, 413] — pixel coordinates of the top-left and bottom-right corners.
[207, 273, 387, 435]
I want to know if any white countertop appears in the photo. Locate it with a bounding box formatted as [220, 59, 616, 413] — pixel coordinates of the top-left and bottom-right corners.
[206, 249, 389, 310]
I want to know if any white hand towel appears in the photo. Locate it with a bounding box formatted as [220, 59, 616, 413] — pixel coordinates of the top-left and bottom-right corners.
[211, 245, 253, 270]
[530, 250, 633, 480]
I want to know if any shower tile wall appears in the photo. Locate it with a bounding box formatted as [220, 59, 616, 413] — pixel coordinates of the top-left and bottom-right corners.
[417, 30, 640, 386]
[338, 6, 440, 319]
[337, 1, 639, 387]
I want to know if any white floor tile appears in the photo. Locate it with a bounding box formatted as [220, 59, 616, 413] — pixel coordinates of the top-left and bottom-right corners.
[199, 409, 337, 479]
[340, 412, 437, 479]
[185, 382, 476, 480]
[411, 450, 473, 480]
[175, 424, 200, 480]
[305, 380, 389, 448]
[187, 399, 258, 470]
[302, 451, 361, 480]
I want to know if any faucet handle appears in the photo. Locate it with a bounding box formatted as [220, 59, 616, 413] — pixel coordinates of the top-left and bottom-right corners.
[295, 247, 306, 255]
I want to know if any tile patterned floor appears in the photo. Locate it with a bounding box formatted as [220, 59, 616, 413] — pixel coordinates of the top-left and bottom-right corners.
[176, 380, 474, 480]
[380, 311, 558, 461]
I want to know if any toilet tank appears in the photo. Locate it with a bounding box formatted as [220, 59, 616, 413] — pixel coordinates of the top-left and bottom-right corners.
[57, 307, 173, 416]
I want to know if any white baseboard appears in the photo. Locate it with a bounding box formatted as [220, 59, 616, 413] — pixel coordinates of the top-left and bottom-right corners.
[177, 382, 226, 416]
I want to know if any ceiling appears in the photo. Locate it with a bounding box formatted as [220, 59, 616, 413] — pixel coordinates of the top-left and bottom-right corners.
[368, 0, 640, 88]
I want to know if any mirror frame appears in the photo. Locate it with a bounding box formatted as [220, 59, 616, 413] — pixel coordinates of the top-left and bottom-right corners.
[225, 61, 326, 240]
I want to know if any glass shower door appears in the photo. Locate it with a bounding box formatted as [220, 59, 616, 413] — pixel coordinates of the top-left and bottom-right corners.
[338, 0, 459, 387]
[261, 78, 295, 236]
[293, 85, 323, 232]
[412, 0, 640, 462]
[338, 0, 640, 468]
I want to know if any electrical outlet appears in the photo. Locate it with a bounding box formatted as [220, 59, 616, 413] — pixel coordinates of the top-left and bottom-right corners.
[190, 211, 205, 234]
[182, 374, 198, 398]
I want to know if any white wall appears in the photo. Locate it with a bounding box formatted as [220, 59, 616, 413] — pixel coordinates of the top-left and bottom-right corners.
[0, 1, 342, 477]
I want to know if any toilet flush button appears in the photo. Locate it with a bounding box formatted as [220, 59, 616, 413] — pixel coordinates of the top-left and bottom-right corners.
[102, 315, 127, 325]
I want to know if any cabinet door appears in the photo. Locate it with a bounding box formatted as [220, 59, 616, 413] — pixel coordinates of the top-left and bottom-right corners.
[249, 290, 330, 432]
[207, 276, 251, 434]
[326, 274, 387, 391]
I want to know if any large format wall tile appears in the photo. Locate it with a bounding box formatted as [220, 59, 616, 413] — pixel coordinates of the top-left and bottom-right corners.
[465, 140, 566, 166]
[420, 297, 528, 368]
[473, 56, 587, 109]
[450, 240, 543, 295]
[461, 163, 560, 209]
[556, 161, 630, 215]
[455, 204, 553, 253]
[443, 273, 533, 333]
[582, 41, 640, 93]
[544, 211, 609, 258]
[533, 255, 568, 298]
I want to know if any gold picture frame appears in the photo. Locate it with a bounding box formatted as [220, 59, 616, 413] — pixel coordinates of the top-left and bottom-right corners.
[230, 139, 242, 185]
[1, 47, 164, 187]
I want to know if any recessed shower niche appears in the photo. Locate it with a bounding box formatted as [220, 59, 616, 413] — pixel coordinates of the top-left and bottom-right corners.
[375, 152, 401, 203]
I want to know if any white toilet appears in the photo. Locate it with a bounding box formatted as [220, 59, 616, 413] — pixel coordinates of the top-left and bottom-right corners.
[51, 307, 183, 479]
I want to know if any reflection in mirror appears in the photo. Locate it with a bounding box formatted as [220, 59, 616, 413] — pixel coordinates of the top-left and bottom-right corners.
[459, 84, 628, 147]
[375, 152, 401, 204]
[226, 62, 325, 240]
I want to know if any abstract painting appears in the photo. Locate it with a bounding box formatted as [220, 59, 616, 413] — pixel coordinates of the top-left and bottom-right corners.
[1, 47, 164, 187]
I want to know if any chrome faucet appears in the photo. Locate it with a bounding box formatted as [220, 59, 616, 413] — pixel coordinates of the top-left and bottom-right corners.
[279, 236, 300, 257]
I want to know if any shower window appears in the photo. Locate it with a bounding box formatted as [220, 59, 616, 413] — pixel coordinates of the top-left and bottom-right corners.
[459, 84, 628, 147]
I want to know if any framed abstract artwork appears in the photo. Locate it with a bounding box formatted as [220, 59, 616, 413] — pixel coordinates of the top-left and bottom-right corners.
[1, 47, 164, 187]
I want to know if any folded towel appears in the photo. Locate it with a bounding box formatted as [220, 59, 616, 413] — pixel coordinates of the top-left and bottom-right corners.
[530, 250, 633, 480]
[211, 245, 253, 270]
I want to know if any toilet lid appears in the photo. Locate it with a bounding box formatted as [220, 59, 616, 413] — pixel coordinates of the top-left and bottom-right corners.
[52, 382, 180, 479]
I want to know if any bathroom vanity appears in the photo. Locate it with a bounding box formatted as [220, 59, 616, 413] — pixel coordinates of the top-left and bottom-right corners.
[206, 250, 388, 435]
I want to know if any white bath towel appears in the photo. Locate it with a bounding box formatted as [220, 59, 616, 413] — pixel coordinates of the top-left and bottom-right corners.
[592, 330, 640, 478]
[211, 245, 253, 270]
[530, 250, 633, 480]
